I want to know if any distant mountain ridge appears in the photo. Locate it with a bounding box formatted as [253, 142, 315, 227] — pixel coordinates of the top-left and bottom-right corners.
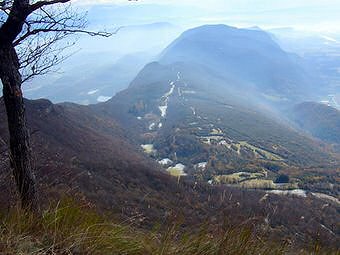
[160, 24, 314, 103]
[23, 22, 182, 104]
[291, 102, 340, 145]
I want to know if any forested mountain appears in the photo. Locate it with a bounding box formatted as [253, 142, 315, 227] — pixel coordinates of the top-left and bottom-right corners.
[0, 97, 339, 250]
[160, 25, 316, 103]
[94, 25, 337, 182]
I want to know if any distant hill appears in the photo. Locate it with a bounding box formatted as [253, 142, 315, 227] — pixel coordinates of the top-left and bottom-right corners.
[97, 25, 334, 173]
[23, 22, 182, 104]
[160, 24, 314, 103]
[99, 61, 334, 169]
[268, 28, 340, 104]
[268, 27, 340, 54]
[291, 102, 340, 145]
[24, 53, 152, 105]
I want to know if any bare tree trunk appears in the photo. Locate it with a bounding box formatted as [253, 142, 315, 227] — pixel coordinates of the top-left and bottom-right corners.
[0, 45, 38, 211]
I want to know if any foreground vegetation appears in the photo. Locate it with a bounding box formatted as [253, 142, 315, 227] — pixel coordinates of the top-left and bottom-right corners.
[0, 199, 338, 255]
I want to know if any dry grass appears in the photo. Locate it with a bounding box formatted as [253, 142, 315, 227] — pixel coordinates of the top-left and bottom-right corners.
[0, 199, 337, 255]
[0, 199, 145, 254]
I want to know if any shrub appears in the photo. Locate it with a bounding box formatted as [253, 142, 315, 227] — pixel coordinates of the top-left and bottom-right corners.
[275, 174, 290, 184]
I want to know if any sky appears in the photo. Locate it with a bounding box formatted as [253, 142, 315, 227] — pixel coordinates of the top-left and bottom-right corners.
[71, 0, 340, 33]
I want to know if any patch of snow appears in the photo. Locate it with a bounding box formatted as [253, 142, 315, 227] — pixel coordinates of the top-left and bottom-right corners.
[189, 122, 198, 126]
[219, 140, 231, 149]
[199, 162, 207, 168]
[87, 89, 99, 95]
[141, 144, 156, 154]
[208, 180, 213, 185]
[149, 123, 156, 130]
[97, 96, 111, 102]
[165, 84, 176, 97]
[190, 107, 196, 115]
[158, 123, 163, 128]
[268, 189, 307, 198]
[159, 106, 168, 118]
[174, 163, 186, 171]
[311, 193, 340, 205]
[158, 158, 173, 166]
[137, 116, 142, 120]
[158, 83, 176, 118]
[195, 162, 207, 170]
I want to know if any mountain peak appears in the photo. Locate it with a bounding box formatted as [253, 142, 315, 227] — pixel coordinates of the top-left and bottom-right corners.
[174, 24, 273, 44]
[160, 24, 282, 65]
[159, 24, 312, 100]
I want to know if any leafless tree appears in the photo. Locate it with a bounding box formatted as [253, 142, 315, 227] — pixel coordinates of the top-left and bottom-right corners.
[0, 0, 111, 211]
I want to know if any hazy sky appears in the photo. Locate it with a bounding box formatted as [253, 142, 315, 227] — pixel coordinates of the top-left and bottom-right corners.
[71, 0, 340, 32]
[76, 0, 338, 9]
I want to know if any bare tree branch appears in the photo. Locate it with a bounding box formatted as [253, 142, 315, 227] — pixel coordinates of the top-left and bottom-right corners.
[14, 28, 111, 46]
[30, 0, 71, 12]
[1, 2, 115, 81]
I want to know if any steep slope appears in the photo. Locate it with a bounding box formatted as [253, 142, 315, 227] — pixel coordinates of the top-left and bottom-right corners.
[0, 99, 166, 213]
[291, 102, 340, 145]
[0, 98, 339, 248]
[0, 98, 284, 222]
[93, 25, 338, 198]
[97, 61, 336, 186]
